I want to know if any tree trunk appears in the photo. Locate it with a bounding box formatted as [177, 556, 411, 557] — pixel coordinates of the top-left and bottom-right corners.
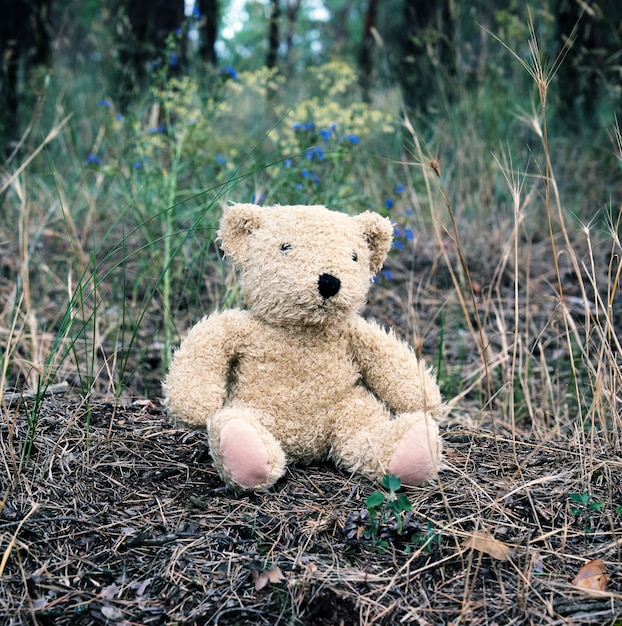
[266, 0, 280, 69]
[358, 0, 378, 102]
[400, 0, 454, 113]
[197, 0, 218, 65]
[284, 0, 301, 76]
[0, 0, 52, 144]
[333, 3, 352, 58]
[554, 0, 622, 128]
[115, 0, 185, 107]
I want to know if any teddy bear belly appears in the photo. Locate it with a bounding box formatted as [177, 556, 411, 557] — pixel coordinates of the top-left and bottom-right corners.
[229, 360, 360, 460]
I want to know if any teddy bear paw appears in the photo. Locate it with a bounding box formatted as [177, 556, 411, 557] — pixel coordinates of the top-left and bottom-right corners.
[387, 421, 440, 487]
[219, 419, 272, 489]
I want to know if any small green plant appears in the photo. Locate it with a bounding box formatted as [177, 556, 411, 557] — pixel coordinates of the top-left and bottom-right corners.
[366, 474, 414, 538]
[569, 491, 605, 535]
[417, 520, 442, 555]
[344, 475, 439, 553]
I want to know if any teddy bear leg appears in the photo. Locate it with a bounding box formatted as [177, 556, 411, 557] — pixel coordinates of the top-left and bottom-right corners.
[329, 394, 441, 487]
[386, 416, 440, 487]
[209, 407, 287, 491]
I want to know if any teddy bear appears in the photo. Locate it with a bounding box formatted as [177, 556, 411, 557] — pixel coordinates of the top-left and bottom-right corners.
[163, 203, 442, 492]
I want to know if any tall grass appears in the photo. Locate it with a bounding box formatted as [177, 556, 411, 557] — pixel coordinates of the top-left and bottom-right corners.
[1, 16, 620, 465]
[395, 16, 622, 451]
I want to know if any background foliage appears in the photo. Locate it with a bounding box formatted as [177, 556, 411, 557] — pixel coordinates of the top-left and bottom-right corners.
[1, 0, 621, 414]
[1, 4, 622, 624]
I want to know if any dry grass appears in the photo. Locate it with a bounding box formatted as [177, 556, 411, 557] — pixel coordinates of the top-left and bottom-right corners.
[2, 21, 622, 624]
[2, 215, 622, 624]
[1, 392, 620, 625]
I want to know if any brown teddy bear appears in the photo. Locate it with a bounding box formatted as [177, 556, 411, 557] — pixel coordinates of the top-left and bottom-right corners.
[164, 203, 442, 491]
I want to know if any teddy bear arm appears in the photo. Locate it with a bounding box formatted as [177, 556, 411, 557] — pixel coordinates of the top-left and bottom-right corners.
[164, 312, 247, 428]
[349, 318, 441, 417]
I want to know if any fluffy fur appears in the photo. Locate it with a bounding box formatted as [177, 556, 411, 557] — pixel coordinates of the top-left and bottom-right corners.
[164, 203, 442, 491]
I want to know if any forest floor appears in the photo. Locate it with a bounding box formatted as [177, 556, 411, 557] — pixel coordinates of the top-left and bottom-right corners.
[2, 235, 622, 625]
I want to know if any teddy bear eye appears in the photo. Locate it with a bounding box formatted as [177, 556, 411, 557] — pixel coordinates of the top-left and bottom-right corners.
[352, 251, 358, 262]
[280, 243, 292, 253]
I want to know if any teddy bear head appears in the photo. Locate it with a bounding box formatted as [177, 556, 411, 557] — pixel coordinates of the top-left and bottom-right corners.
[218, 203, 393, 327]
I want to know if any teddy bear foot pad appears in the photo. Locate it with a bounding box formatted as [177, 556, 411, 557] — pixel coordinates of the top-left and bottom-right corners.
[387, 421, 439, 487]
[219, 419, 272, 488]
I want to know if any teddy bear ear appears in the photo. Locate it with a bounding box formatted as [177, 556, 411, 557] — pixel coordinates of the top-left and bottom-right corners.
[218, 203, 263, 261]
[354, 211, 394, 273]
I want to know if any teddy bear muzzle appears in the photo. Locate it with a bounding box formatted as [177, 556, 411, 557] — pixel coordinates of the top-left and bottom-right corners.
[318, 273, 341, 299]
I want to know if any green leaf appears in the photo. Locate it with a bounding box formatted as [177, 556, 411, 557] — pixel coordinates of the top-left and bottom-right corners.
[383, 474, 402, 492]
[366, 491, 385, 509]
[396, 494, 413, 512]
[590, 501, 605, 512]
[569, 492, 588, 505]
[616, 505, 622, 515]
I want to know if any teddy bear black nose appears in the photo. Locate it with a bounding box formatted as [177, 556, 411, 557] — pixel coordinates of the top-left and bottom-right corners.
[318, 273, 341, 299]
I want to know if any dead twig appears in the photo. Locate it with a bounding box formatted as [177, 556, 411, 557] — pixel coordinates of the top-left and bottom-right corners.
[2, 381, 70, 407]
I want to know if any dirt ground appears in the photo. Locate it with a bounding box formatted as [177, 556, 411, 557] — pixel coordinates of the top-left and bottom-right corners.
[2, 395, 621, 625]
[2, 234, 622, 625]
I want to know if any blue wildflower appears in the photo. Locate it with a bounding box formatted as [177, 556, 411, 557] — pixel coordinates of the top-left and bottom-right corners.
[347, 134, 360, 144]
[393, 240, 404, 251]
[319, 128, 332, 141]
[385, 198, 394, 209]
[215, 155, 228, 166]
[302, 168, 310, 178]
[192, 6, 201, 19]
[404, 228, 414, 241]
[132, 160, 143, 169]
[98, 99, 113, 109]
[395, 184, 405, 193]
[86, 153, 100, 165]
[303, 122, 315, 131]
[405, 208, 414, 216]
[293, 123, 303, 131]
[283, 158, 293, 167]
[305, 146, 325, 161]
[169, 53, 179, 67]
[220, 65, 238, 79]
[382, 269, 393, 280]
[116, 113, 124, 121]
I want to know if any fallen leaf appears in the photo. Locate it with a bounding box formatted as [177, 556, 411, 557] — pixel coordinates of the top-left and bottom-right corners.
[463, 530, 511, 561]
[32, 597, 47, 610]
[100, 583, 118, 599]
[572, 559, 608, 591]
[252, 566, 285, 591]
[251, 569, 268, 591]
[304, 561, 317, 575]
[101, 604, 123, 620]
[132, 399, 157, 409]
[266, 566, 285, 583]
[133, 577, 153, 597]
